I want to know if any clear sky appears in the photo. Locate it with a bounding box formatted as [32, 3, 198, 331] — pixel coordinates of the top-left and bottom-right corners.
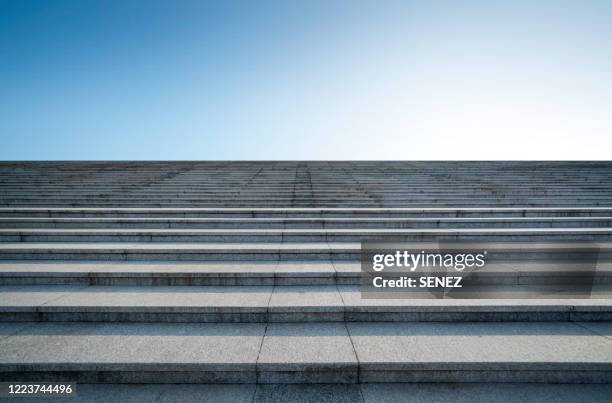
[1, 0, 611, 160]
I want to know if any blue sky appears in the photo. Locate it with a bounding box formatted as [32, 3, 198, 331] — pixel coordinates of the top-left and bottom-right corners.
[1, 0, 611, 160]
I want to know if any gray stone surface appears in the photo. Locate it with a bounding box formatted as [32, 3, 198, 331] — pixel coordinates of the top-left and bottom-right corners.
[0, 322, 36, 340]
[0, 242, 284, 251]
[268, 286, 343, 311]
[339, 285, 612, 309]
[254, 384, 363, 403]
[6, 383, 612, 402]
[2, 162, 612, 385]
[360, 383, 612, 403]
[2, 157, 612, 201]
[0, 285, 85, 308]
[37, 285, 272, 310]
[0, 262, 282, 286]
[274, 261, 335, 275]
[3, 228, 611, 243]
[0, 322, 265, 374]
[574, 321, 612, 337]
[347, 322, 612, 382]
[7, 383, 612, 403]
[331, 261, 360, 274]
[257, 323, 357, 382]
[348, 322, 612, 368]
[268, 286, 344, 321]
[1, 384, 257, 403]
[2, 285, 612, 323]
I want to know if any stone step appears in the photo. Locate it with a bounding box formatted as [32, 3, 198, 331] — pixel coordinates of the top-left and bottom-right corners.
[4, 200, 611, 206]
[2, 177, 609, 181]
[2, 216, 611, 229]
[38, 383, 612, 402]
[1, 200, 606, 207]
[0, 261, 337, 286]
[3, 188, 609, 193]
[2, 207, 611, 218]
[3, 196, 611, 202]
[2, 191, 609, 198]
[1, 228, 611, 242]
[3, 192, 611, 199]
[2, 285, 612, 323]
[1, 321, 611, 383]
[2, 187, 611, 193]
[0, 241, 609, 261]
[1, 261, 611, 286]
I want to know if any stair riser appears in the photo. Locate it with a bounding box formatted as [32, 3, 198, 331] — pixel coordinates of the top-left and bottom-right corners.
[2, 220, 610, 229]
[1, 369, 610, 384]
[358, 369, 612, 384]
[3, 202, 611, 208]
[2, 233, 611, 242]
[0, 277, 349, 286]
[2, 211, 611, 218]
[0, 370, 257, 384]
[2, 274, 611, 286]
[2, 311, 611, 323]
[1, 251, 610, 261]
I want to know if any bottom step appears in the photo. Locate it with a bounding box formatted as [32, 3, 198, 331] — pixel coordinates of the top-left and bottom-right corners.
[1, 321, 611, 383]
[35, 383, 612, 403]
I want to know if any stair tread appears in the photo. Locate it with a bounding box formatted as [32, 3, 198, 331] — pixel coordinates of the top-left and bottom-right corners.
[1, 321, 611, 371]
[1, 261, 612, 275]
[2, 285, 612, 311]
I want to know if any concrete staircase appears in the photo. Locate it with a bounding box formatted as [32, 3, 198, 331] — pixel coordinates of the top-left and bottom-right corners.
[0, 161, 612, 385]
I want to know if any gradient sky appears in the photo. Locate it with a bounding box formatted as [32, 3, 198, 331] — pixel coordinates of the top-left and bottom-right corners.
[1, 0, 611, 160]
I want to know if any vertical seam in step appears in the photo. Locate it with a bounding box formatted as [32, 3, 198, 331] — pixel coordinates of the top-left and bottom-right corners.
[330, 258, 339, 286]
[257, 238, 279, 384]
[344, 321, 361, 385]
[336, 260, 362, 387]
[357, 384, 367, 403]
[276, 227, 283, 284]
[335, 279, 346, 322]
[256, 286, 273, 385]
[325, 233, 334, 279]
[336, 221, 360, 383]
